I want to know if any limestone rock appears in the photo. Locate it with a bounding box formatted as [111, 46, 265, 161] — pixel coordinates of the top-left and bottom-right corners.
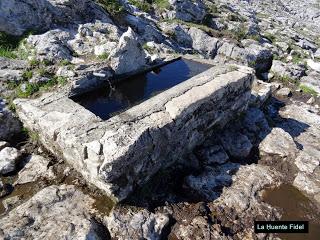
[196, 144, 229, 165]
[276, 87, 292, 97]
[0, 185, 109, 239]
[307, 59, 320, 72]
[259, 128, 298, 158]
[220, 130, 253, 159]
[0, 179, 11, 198]
[187, 27, 220, 57]
[0, 98, 21, 141]
[0, 141, 9, 151]
[169, 215, 227, 240]
[105, 206, 170, 240]
[168, 0, 207, 23]
[0, 57, 27, 83]
[293, 172, 320, 195]
[250, 80, 272, 107]
[209, 164, 282, 236]
[109, 27, 148, 75]
[0, 0, 111, 36]
[0, 147, 21, 174]
[300, 71, 320, 95]
[271, 60, 306, 80]
[27, 29, 73, 63]
[15, 155, 55, 185]
[279, 103, 320, 127]
[242, 107, 271, 145]
[69, 21, 120, 56]
[295, 151, 319, 174]
[184, 163, 240, 201]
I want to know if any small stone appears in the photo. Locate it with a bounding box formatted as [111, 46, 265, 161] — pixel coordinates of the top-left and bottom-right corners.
[276, 87, 292, 97]
[0, 147, 21, 174]
[307, 97, 316, 104]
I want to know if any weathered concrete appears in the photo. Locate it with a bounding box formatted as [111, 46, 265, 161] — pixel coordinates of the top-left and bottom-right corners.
[14, 62, 254, 200]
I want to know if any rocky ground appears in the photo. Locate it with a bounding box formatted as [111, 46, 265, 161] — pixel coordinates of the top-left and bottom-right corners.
[0, 0, 320, 239]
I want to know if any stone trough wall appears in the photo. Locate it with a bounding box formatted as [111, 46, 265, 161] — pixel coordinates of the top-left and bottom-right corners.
[14, 62, 254, 201]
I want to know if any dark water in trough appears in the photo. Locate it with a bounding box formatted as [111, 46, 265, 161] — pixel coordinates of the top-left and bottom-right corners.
[72, 59, 212, 120]
[263, 184, 320, 240]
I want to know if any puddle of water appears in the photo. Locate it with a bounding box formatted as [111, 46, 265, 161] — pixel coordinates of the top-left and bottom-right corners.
[72, 59, 212, 120]
[0, 179, 45, 215]
[262, 184, 320, 240]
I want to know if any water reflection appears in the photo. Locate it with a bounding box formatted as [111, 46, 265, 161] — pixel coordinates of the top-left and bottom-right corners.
[72, 59, 212, 120]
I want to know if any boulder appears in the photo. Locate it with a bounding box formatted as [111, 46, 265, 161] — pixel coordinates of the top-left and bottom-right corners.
[250, 80, 272, 107]
[0, 98, 21, 141]
[184, 163, 240, 201]
[196, 144, 229, 165]
[69, 21, 120, 56]
[220, 130, 253, 159]
[293, 172, 320, 195]
[259, 128, 298, 158]
[276, 87, 292, 97]
[167, 0, 207, 23]
[242, 107, 271, 145]
[0, 147, 21, 174]
[105, 206, 170, 240]
[306, 59, 320, 72]
[295, 151, 319, 174]
[109, 27, 148, 75]
[27, 29, 73, 63]
[0, 185, 109, 239]
[15, 155, 55, 185]
[188, 27, 221, 57]
[0, 0, 111, 36]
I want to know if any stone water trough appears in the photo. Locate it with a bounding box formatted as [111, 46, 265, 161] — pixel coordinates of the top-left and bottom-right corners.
[14, 58, 254, 201]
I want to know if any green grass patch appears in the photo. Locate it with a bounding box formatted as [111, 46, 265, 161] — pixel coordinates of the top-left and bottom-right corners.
[98, 52, 110, 60]
[128, 0, 152, 12]
[96, 0, 124, 16]
[14, 76, 68, 98]
[0, 47, 17, 59]
[263, 32, 276, 43]
[0, 31, 34, 59]
[300, 84, 318, 96]
[153, 0, 170, 10]
[273, 72, 298, 85]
